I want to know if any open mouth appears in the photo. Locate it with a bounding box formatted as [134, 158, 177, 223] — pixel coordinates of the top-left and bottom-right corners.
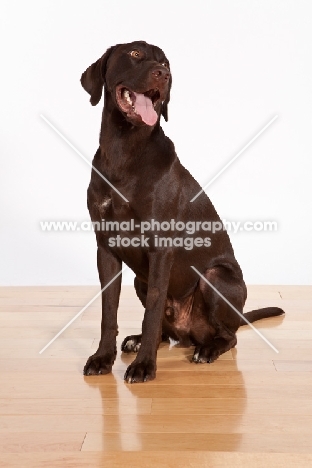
[116, 85, 161, 126]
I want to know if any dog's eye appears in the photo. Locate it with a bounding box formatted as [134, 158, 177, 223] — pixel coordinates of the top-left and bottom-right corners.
[129, 50, 142, 58]
[161, 62, 169, 69]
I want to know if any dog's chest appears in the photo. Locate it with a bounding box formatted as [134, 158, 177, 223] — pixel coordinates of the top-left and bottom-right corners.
[94, 196, 113, 218]
[91, 191, 131, 219]
[90, 192, 144, 242]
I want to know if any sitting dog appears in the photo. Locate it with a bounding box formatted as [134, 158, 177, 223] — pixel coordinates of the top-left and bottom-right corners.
[81, 41, 284, 383]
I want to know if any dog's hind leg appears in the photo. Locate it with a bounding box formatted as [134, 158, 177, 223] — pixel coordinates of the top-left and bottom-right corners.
[192, 265, 246, 363]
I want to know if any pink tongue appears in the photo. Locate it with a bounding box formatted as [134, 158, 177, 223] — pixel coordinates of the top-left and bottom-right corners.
[133, 92, 158, 126]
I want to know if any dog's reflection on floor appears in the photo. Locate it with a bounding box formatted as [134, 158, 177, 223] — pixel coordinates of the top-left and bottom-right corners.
[83, 340, 247, 452]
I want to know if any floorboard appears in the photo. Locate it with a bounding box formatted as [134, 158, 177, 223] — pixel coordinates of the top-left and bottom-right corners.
[0, 285, 311, 467]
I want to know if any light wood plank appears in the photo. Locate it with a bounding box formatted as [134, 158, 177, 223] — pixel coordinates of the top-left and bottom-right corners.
[273, 360, 312, 372]
[0, 358, 86, 373]
[237, 328, 312, 340]
[2, 370, 312, 399]
[0, 452, 311, 468]
[0, 305, 99, 312]
[150, 397, 312, 415]
[0, 432, 85, 453]
[7, 395, 310, 417]
[0, 398, 152, 415]
[0, 347, 94, 359]
[0, 336, 95, 346]
[82, 432, 312, 453]
[232, 346, 312, 361]
[240, 319, 312, 329]
[279, 300, 312, 312]
[1, 413, 312, 434]
[278, 286, 312, 300]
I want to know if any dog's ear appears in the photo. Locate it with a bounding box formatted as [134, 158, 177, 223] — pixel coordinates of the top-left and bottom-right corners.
[80, 46, 115, 106]
[161, 74, 172, 122]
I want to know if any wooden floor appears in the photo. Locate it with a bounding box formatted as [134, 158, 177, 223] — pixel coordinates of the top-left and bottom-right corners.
[0, 285, 312, 467]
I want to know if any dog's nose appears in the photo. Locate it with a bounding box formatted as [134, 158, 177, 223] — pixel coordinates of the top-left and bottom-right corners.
[151, 67, 170, 81]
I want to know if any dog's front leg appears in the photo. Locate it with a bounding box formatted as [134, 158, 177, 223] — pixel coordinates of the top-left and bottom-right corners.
[84, 246, 122, 376]
[124, 251, 173, 383]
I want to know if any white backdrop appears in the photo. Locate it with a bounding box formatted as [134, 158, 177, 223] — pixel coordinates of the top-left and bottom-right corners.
[1, 0, 311, 285]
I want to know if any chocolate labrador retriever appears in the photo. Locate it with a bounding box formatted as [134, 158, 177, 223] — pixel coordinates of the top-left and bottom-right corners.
[81, 41, 284, 383]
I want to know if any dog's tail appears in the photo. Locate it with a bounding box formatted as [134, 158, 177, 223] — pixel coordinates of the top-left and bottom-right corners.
[240, 307, 284, 326]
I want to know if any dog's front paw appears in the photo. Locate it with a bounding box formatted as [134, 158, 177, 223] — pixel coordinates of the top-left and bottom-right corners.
[121, 334, 142, 353]
[83, 353, 115, 376]
[192, 345, 219, 364]
[124, 359, 156, 383]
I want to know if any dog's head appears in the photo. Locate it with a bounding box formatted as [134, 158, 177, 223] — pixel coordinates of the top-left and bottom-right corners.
[81, 41, 171, 126]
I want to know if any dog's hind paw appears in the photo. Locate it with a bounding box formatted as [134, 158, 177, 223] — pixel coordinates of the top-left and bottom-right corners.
[121, 334, 142, 353]
[192, 346, 219, 364]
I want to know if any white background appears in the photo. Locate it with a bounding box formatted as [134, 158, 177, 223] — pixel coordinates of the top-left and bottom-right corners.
[1, 0, 311, 286]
